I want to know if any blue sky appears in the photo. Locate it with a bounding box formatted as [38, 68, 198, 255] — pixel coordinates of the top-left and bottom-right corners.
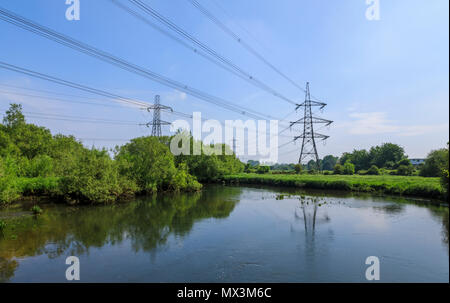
[0, 0, 448, 163]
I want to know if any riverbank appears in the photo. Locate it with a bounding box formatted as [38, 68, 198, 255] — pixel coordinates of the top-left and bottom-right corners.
[222, 173, 446, 201]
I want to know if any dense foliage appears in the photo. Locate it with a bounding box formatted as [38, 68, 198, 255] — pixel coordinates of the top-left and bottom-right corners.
[1, 104, 249, 204]
[420, 148, 449, 177]
[115, 136, 200, 193]
[339, 143, 409, 171]
[172, 132, 244, 182]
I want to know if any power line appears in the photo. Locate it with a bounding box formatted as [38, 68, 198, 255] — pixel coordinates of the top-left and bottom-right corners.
[118, 0, 297, 106]
[0, 62, 294, 141]
[0, 109, 141, 126]
[0, 6, 285, 122]
[109, 0, 294, 106]
[186, 0, 314, 97]
[210, 0, 271, 54]
[0, 62, 148, 108]
[278, 147, 300, 157]
[0, 83, 112, 101]
[0, 89, 126, 109]
[277, 139, 295, 149]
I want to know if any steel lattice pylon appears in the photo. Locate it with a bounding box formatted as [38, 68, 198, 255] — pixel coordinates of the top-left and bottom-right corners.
[290, 83, 332, 170]
[143, 95, 173, 137]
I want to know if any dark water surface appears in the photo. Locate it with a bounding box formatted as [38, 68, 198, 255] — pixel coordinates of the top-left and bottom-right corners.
[0, 185, 448, 282]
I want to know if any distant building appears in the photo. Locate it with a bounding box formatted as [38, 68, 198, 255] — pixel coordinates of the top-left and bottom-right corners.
[409, 158, 425, 166]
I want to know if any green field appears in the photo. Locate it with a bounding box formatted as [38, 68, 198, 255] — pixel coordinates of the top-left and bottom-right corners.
[222, 173, 445, 201]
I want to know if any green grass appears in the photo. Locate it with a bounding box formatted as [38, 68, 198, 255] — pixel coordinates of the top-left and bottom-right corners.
[222, 173, 445, 201]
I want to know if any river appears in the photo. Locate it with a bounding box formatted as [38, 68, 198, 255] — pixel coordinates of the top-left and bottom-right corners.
[0, 185, 448, 282]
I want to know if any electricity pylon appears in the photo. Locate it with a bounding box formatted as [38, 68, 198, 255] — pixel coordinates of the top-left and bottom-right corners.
[290, 82, 332, 170]
[143, 95, 173, 137]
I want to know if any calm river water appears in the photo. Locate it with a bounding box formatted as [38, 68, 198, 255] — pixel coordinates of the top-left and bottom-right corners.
[0, 185, 448, 282]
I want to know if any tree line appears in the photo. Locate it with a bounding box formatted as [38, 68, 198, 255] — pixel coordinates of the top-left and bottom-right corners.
[244, 141, 448, 199]
[0, 104, 243, 205]
[247, 142, 448, 178]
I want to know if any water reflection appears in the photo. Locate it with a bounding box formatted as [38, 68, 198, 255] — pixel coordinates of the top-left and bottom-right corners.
[429, 207, 449, 250]
[0, 186, 242, 281]
[0, 185, 448, 282]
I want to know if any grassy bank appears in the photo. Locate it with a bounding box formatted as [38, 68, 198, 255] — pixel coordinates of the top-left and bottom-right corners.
[222, 173, 445, 201]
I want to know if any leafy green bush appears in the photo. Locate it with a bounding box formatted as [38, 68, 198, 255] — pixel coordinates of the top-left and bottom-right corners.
[442, 169, 449, 201]
[0, 156, 20, 204]
[385, 161, 395, 169]
[343, 162, 355, 175]
[367, 165, 380, 175]
[31, 205, 42, 215]
[396, 158, 411, 168]
[0, 105, 205, 204]
[24, 155, 54, 178]
[294, 164, 302, 174]
[60, 149, 136, 203]
[172, 163, 202, 192]
[333, 164, 344, 175]
[172, 133, 243, 182]
[0, 219, 6, 232]
[420, 148, 448, 177]
[397, 165, 414, 176]
[116, 136, 201, 193]
[440, 143, 449, 200]
[257, 166, 270, 174]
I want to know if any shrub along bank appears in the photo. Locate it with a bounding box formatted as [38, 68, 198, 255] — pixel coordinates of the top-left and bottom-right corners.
[222, 173, 445, 201]
[0, 104, 243, 205]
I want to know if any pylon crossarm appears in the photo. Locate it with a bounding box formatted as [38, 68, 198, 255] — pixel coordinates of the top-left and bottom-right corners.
[291, 117, 333, 125]
[295, 101, 327, 110]
[147, 105, 173, 111]
[144, 121, 171, 126]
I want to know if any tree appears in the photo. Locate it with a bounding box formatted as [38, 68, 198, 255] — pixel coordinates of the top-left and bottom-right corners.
[247, 160, 260, 167]
[3, 104, 25, 129]
[349, 149, 371, 171]
[172, 134, 243, 182]
[257, 166, 270, 174]
[385, 161, 395, 169]
[60, 148, 136, 203]
[396, 158, 411, 168]
[294, 164, 302, 174]
[369, 143, 406, 168]
[321, 155, 338, 171]
[420, 148, 449, 177]
[334, 164, 344, 175]
[339, 152, 352, 165]
[367, 165, 380, 175]
[397, 165, 414, 176]
[116, 136, 199, 192]
[307, 160, 318, 171]
[441, 143, 449, 200]
[343, 161, 355, 175]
